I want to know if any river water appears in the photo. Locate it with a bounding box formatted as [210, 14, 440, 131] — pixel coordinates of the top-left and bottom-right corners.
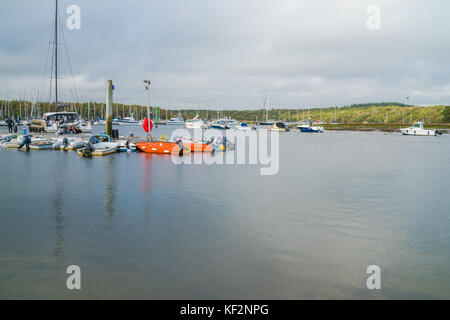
[0, 125, 449, 299]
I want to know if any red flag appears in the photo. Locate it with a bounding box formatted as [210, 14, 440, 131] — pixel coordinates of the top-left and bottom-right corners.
[142, 118, 153, 133]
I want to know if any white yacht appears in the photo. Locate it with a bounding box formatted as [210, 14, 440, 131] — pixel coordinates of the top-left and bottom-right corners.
[400, 122, 437, 136]
[41, 112, 92, 133]
[185, 116, 207, 129]
[113, 116, 139, 125]
[166, 117, 186, 125]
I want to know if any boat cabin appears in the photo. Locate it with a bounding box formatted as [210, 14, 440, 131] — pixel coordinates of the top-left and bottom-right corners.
[43, 112, 79, 125]
[412, 122, 424, 129]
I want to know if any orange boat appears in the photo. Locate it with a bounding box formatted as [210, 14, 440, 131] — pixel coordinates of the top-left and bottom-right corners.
[136, 140, 214, 155]
[182, 141, 214, 153]
[136, 141, 181, 155]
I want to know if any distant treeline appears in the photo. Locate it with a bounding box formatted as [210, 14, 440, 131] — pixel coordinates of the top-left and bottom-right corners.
[1, 100, 449, 124]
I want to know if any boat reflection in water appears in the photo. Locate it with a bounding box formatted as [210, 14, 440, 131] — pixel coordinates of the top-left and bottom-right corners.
[104, 156, 117, 221]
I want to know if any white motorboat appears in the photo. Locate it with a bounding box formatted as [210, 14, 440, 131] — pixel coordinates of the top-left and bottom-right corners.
[209, 119, 231, 130]
[94, 119, 106, 125]
[400, 122, 438, 136]
[166, 117, 186, 125]
[0, 134, 17, 148]
[77, 120, 93, 133]
[235, 122, 255, 131]
[113, 116, 139, 125]
[219, 117, 238, 126]
[298, 119, 324, 133]
[185, 116, 207, 129]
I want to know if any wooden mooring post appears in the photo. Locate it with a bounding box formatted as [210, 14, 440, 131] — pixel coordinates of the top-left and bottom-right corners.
[106, 80, 113, 137]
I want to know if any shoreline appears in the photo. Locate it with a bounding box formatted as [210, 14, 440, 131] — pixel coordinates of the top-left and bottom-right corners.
[320, 123, 450, 133]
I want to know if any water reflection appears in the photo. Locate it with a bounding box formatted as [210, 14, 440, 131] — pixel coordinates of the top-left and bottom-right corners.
[104, 156, 117, 221]
[52, 155, 65, 259]
[140, 154, 154, 196]
[140, 153, 155, 218]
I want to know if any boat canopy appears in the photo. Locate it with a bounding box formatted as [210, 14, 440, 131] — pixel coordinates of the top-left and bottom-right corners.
[43, 112, 79, 122]
[90, 134, 111, 143]
[275, 122, 287, 129]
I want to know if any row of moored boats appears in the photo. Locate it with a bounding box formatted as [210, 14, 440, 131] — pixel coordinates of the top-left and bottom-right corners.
[0, 133, 235, 157]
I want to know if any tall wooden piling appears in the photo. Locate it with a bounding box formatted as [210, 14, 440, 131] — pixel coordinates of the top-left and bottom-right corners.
[106, 80, 113, 137]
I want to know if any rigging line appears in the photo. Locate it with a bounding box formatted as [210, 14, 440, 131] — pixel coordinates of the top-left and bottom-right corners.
[40, 13, 56, 104]
[49, 27, 55, 106]
[58, 10, 79, 105]
[49, 39, 55, 106]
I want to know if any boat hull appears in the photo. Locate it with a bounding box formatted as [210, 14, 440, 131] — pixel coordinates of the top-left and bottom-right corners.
[30, 142, 54, 150]
[77, 142, 119, 157]
[182, 142, 213, 153]
[210, 124, 230, 130]
[236, 127, 253, 131]
[299, 127, 323, 133]
[400, 129, 437, 136]
[166, 121, 186, 125]
[136, 142, 181, 155]
[60, 141, 85, 150]
[186, 124, 206, 129]
[113, 122, 139, 126]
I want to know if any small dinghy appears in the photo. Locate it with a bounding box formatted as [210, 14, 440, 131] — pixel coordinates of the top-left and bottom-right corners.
[78, 134, 119, 157]
[0, 134, 18, 147]
[53, 137, 85, 150]
[29, 139, 55, 150]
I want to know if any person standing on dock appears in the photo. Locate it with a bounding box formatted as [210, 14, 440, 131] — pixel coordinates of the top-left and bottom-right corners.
[6, 117, 13, 133]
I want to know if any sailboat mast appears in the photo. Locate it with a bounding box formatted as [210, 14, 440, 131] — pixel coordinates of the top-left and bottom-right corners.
[55, 0, 58, 109]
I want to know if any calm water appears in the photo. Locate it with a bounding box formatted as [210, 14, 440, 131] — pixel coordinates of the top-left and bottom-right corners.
[0, 126, 449, 299]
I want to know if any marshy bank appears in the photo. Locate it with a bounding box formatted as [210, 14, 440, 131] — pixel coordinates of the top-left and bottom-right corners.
[322, 123, 450, 133]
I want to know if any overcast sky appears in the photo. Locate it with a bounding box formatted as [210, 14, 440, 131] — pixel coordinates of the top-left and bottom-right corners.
[0, 0, 449, 109]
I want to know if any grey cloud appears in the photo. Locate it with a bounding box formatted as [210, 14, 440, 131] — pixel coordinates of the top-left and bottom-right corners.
[0, 0, 449, 108]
